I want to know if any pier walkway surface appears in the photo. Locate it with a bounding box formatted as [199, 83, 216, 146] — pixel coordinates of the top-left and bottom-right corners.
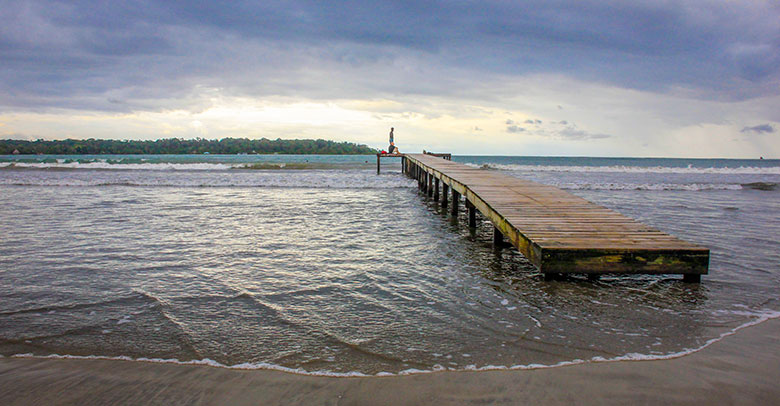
[392, 153, 709, 281]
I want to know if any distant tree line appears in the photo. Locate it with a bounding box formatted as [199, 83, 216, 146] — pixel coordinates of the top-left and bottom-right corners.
[0, 138, 379, 155]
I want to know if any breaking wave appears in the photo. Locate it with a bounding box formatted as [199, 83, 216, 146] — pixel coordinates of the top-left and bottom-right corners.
[467, 163, 780, 175]
[0, 161, 235, 171]
[741, 182, 778, 191]
[9, 310, 780, 377]
[558, 183, 747, 191]
[0, 172, 416, 189]
[0, 161, 377, 171]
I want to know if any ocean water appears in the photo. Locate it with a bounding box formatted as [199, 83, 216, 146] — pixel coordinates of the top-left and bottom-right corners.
[1, 154, 779, 375]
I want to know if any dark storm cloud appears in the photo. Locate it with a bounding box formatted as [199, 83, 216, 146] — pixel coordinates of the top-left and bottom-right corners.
[1, 0, 779, 112]
[740, 124, 776, 134]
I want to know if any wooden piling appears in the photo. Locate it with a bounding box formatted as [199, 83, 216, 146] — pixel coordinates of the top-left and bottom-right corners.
[683, 274, 701, 283]
[451, 189, 460, 216]
[493, 227, 503, 245]
[466, 200, 476, 228]
[376, 153, 405, 175]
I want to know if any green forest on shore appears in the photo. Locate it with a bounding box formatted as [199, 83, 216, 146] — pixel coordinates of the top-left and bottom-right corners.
[0, 138, 379, 155]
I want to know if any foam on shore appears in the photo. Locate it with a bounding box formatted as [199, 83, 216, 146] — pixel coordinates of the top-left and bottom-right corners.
[0, 160, 375, 171]
[9, 309, 780, 378]
[466, 162, 780, 175]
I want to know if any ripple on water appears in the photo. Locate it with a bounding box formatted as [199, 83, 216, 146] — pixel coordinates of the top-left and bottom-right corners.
[1, 171, 779, 374]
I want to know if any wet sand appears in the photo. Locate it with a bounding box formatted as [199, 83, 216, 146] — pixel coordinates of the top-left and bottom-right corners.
[1, 318, 779, 405]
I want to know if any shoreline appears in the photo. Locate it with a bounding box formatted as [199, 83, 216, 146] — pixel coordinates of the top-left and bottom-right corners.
[5, 310, 780, 378]
[2, 318, 779, 405]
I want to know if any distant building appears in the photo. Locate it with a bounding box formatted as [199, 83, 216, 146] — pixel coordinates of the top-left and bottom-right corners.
[12, 149, 20, 155]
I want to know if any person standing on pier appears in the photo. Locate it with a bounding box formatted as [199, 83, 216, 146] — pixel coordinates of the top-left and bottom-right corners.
[388, 127, 397, 153]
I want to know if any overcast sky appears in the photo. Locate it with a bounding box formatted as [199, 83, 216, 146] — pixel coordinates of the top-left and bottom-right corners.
[1, 0, 779, 157]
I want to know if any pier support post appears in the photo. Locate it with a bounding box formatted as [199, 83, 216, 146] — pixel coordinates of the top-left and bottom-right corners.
[377, 155, 380, 174]
[428, 173, 433, 197]
[466, 200, 476, 227]
[451, 190, 460, 215]
[434, 178, 439, 201]
[493, 227, 503, 245]
[683, 274, 701, 283]
[442, 184, 449, 208]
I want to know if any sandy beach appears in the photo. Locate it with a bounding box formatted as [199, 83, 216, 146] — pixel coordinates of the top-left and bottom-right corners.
[1, 317, 778, 405]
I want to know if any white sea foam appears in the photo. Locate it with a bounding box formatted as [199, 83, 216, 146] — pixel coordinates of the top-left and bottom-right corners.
[4, 160, 778, 175]
[0, 180, 415, 189]
[0, 171, 416, 189]
[10, 309, 780, 378]
[557, 183, 745, 191]
[466, 163, 780, 175]
[0, 161, 234, 170]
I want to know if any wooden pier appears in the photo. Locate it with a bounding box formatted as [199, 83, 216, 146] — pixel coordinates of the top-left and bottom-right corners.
[389, 153, 709, 282]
